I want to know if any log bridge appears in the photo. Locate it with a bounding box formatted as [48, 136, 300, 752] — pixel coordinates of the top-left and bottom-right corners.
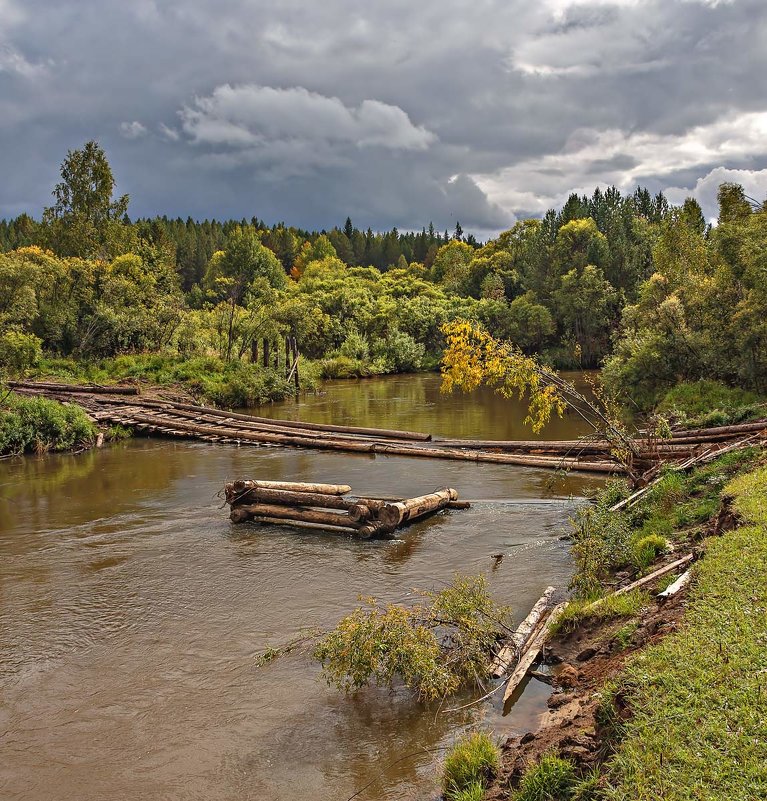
[8, 381, 767, 476]
[224, 479, 465, 538]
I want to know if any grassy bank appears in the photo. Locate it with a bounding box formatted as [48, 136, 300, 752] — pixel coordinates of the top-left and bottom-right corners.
[501, 449, 767, 800]
[600, 464, 767, 800]
[0, 392, 96, 455]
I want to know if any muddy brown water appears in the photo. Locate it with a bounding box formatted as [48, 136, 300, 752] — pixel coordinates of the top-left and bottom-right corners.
[0, 373, 602, 801]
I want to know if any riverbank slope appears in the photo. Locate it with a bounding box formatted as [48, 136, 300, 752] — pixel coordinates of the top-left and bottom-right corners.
[491, 448, 767, 800]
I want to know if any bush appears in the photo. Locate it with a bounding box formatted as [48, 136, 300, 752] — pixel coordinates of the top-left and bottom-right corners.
[442, 732, 500, 800]
[313, 574, 510, 701]
[657, 380, 763, 427]
[0, 393, 96, 455]
[0, 330, 42, 375]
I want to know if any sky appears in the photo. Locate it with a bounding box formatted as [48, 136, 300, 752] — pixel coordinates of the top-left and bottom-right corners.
[1, 0, 766, 236]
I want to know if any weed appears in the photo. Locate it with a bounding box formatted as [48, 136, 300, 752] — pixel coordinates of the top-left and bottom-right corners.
[442, 731, 500, 800]
[550, 590, 649, 637]
[630, 533, 668, 571]
[512, 753, 578, 801]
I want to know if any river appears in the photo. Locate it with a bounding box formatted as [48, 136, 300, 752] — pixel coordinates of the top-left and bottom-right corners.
[0, 373, 601, 801]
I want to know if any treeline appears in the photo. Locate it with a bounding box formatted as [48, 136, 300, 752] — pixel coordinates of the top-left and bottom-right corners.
[1, 140, 764, 411]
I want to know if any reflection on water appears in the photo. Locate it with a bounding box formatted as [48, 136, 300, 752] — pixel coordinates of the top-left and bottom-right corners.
[0, 374, 601, 801]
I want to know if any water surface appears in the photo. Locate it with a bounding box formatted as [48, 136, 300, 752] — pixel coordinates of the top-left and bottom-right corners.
[0, 373, 601, 801]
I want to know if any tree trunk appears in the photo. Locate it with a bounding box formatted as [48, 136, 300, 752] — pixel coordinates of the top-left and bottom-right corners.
[230, 478, 352, 496]
[232, 503, 360, 530]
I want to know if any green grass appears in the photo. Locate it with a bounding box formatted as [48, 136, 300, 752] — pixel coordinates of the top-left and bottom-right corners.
[442, 731, 500, 800]
[551, 589, 650, 638]
[599, 462, 767, 800]
[0, 392, 96, 455]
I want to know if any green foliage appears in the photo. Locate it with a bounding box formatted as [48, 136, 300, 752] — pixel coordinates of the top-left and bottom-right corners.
[442, 731, 500, 800]
[41, 140, 131, 259]
[312, 574, 510, 701]
[0, 330, 42, 376]
[0, 392, 96, 455]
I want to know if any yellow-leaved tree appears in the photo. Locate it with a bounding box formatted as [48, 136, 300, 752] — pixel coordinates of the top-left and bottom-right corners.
[440, 319, 637, 464]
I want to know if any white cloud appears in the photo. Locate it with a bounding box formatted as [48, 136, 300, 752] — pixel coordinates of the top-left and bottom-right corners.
[666, 166, 767, 221]
[472, 110, 767, 215]
[158, 122, 180, 141]
[0, 43, 47, 78]
[178, 84, 437, 154]
[119, 120, 148, 139]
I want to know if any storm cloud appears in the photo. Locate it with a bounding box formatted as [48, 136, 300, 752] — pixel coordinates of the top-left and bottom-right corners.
[0, 0, 765, 234]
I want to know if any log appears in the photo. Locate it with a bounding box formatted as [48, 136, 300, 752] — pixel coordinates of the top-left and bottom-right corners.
[670, 420, 767, 439]
[227, 486, 356, 510]
[490, 586, 556, 678]
[233, 503, 361, 529]
[91, 396, 432, 441]
[231, 478, 352, 496]
[379, 488, 459, 528]
[250, 515, 359, 535]
[503, 602, 567, 704]
[357, 520, 397, 540]
[658, 569, 692, 599]
[8, 380, 139, 395]
[348, 503, 372, 523]
[587, 554, 695, 610]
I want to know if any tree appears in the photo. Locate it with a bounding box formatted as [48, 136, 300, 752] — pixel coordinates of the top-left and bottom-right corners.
[42, 141, 131, 259]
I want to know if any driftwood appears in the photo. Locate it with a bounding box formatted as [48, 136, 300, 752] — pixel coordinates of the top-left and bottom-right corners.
[491, 586, 556, 678]
[226, 486, 356, 510]
[503, 602, 567, 704]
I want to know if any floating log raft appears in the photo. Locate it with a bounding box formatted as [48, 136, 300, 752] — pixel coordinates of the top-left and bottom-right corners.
[9, 381, 767, 476]
[224, 479, 467, 539]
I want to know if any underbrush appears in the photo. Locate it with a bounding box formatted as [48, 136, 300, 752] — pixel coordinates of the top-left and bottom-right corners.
[34, 353, 319, 407]
[511, 753, 600, 801]
[657, 380, 765, 428]
[568, 449, 761, 597]
[442, 732, 500, 801]
[550, 589, 650, 638]
[0, 392, 96, 455]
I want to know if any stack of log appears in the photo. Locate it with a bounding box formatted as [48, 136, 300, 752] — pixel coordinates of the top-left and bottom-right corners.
[224, 479, 466, 539]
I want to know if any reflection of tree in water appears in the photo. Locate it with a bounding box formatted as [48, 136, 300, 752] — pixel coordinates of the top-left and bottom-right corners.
[316, 683, 483, 801]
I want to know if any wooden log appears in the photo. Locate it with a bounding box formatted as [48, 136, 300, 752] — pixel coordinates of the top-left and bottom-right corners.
[357, 520, 397, 540]
[89, 395, 432, 441]
[670, 420, 767, 439]
[230, 507, 254, 523]
[491, 586, 556, 678]
[250, 515, 358, 535]
[348, 503, 372, 523]
[503, 602, 567, 704]
[227, 486, 356, 510]
[586, 554, 695, 611]
[379, 488, 458, 528]
[234, 503, 361, 529]
[8, 380, 139, 395]
[231, 478, 352, 496]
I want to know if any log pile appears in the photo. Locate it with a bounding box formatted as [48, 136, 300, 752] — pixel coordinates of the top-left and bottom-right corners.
[224, 479, 465, 539]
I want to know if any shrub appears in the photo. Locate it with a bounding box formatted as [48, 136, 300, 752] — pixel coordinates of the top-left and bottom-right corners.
[0, 393, 96, 455]
[442, 732, 500, 800]
[313, 574, 510, 701]
[0, 330, 42, 375]
[657, 380, 761, 421]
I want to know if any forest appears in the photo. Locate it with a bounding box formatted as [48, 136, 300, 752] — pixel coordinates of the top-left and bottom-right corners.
[1, 141, 766, 413]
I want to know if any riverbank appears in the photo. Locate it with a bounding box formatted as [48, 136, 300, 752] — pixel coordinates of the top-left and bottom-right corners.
[489, 447, 767, 800]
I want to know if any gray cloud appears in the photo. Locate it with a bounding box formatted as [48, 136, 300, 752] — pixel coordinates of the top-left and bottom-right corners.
[0, 0, 765, 233]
